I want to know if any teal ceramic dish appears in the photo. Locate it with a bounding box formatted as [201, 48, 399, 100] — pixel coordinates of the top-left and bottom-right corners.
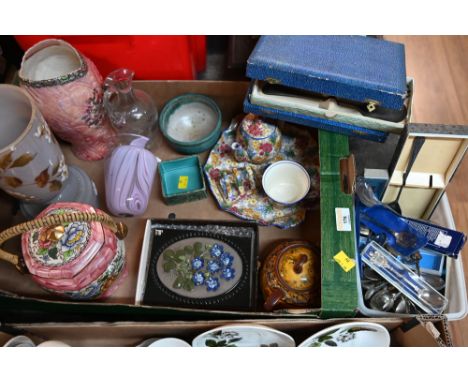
[159, 156, 208, 205]
[159, 93, 222, 154]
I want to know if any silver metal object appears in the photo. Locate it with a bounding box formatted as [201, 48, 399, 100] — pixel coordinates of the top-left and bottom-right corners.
[363, 266, 381, 281]
[420, 273, 445, 291]
[394, 296, 407, 313]
[361, 216, 419, 248]
[364, 281, 387, 301]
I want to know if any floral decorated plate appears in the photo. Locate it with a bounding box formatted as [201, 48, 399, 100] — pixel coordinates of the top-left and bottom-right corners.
[298, 322, 390, 347]
[192, 324, 295, 347]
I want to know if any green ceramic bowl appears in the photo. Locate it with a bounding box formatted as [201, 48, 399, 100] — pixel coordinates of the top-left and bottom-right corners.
[159, 93, 222, 154]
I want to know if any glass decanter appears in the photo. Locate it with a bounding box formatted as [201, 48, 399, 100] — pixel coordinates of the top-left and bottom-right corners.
[103, 68, 158, 147]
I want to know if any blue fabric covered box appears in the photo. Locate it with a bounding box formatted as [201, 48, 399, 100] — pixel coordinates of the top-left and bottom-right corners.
[244, 36, 412, 142]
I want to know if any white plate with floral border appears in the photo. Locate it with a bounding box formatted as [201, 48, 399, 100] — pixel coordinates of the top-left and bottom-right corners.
[298, 322, 390, 347]
[192, 324, 296, 347]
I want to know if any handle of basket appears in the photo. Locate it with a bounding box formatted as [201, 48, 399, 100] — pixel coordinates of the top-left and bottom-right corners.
[0, 211, 127, 273]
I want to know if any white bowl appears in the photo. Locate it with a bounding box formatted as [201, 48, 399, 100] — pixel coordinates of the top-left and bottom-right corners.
[138, 337, 191, 347]
[148, 338, 191, 347]
[262, 160, 310, 205]
[298, 322, 391, 347]
[3, 335, 35, 347]
[37, 340, 70, 347]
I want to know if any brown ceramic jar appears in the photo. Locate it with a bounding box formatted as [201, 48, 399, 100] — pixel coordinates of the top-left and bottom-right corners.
[260, 240, 320, 311]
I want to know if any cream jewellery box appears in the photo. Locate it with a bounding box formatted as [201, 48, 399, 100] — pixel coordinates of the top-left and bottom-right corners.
[382, 123, 468, 220]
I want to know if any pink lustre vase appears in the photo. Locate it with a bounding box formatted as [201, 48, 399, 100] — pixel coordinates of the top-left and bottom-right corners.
[19, 39, 117, 161]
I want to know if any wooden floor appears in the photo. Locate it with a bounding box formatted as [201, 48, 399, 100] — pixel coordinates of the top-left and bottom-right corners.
[385, 36, 468, 346]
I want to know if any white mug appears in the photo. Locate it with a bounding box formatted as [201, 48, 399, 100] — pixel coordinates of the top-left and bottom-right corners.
[262, 160, 310, 205]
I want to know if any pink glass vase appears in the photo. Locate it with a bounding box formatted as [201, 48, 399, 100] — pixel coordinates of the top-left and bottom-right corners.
[19, 39, 117, 161]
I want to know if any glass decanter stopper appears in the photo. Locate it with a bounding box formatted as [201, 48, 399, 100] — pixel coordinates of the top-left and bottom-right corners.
[103, 68, 158, 146]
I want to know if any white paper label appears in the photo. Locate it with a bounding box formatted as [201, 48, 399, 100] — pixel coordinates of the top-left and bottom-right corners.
[434, 232, 452, 249]
[424, 322, 441, 340]
[335, 208, 352, 232]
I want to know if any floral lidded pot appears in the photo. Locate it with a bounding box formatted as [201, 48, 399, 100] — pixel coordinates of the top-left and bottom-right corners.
[0, 202, 128, 300]
[19, 39, 117, 161]
[231, 114, 282, 164]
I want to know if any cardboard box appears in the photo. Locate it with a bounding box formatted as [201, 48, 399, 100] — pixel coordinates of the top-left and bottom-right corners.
[0, 317, 452, 347]
[0, 81, 460, 344]
[0, 80, 357, 321]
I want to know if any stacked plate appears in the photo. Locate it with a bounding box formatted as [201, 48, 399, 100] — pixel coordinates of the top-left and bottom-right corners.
[2, 322, 391, 347]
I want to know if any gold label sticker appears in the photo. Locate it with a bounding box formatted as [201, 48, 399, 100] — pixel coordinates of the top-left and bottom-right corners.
[333, 250, 356, 272]
[178, 176, 189, 189]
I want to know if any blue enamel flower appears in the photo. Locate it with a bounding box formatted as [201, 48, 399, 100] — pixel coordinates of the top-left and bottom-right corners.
[191, 257, 204, 271]
[207, 259, 221, 274]
[221, 267, 235, 281]
[220, 252, 233, 268]
[192, 271, 205, 286]
[210, 244, 224, 258]
[60, 222, 88, 250]
[206, 276, 220, 291]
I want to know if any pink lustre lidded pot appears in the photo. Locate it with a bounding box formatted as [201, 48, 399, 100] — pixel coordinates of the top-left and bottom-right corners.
[0, 202, 128, 300]
[18, 39, 117, 161]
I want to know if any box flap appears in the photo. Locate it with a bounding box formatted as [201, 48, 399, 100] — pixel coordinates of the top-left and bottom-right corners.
[246, 36, 407, 110]
[391, 315, 452, 346]
[319, 131, 358, 318]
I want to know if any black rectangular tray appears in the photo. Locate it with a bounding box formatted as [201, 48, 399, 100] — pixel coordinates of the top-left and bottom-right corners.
[139, 218, 259, 311]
